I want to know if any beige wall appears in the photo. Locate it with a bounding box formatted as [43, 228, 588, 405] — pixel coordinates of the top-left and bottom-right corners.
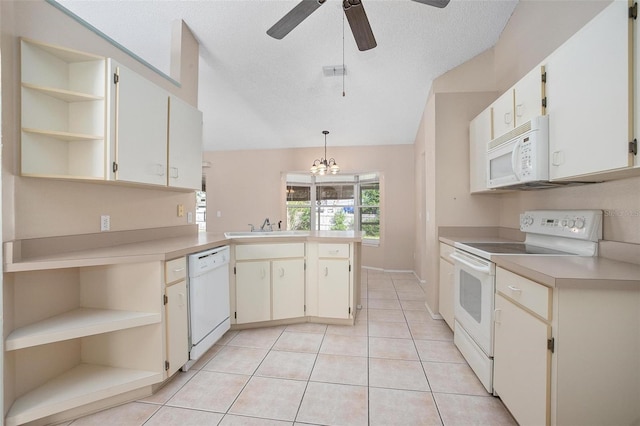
[203, 144, 415, 270]
[1, 1, 200, 241]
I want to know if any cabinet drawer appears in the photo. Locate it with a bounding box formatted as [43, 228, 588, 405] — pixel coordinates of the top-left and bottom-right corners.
[318, 243, 350, 258]
[496, 268, 551, 321]
[439, 243, 455, 263]
[165, 257, 187, 284]
[236, 243, 304, 260]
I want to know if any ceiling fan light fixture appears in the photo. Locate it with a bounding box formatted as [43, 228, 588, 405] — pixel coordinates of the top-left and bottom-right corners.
[310, 130, 340, 175]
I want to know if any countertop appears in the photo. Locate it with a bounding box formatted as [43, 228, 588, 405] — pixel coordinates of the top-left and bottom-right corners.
[439, 235, 640, 288]
[5, 231, 364, 272]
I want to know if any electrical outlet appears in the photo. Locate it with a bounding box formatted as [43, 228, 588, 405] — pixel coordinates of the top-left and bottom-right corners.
[187, 212, 193, 223]
[100, 215, 110, 232]
[177, 204, 185, 217]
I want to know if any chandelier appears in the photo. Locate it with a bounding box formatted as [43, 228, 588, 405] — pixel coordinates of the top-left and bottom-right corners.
[310, 130, 340, 175]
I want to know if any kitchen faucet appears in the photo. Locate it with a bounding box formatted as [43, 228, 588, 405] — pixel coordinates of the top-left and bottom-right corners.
[260, 217, 272, 231]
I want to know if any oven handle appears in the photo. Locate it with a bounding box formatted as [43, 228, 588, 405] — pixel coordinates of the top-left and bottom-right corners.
[450, 251, 492, 274]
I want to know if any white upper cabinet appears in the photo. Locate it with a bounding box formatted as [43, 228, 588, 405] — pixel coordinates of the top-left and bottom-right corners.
[491, 90, 515, 138]
[545, 0, 632, 181]
[20, 38, 203, 190]
[109, 60, 169, 186]
[168, 96, 203, 190]
[469, 107, 493, 193]
[20, 39, 107, 179]
[514, 66, 546, 127]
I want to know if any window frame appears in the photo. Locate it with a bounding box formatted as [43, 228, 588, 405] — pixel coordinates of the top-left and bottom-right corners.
[284, 172, 381, 245]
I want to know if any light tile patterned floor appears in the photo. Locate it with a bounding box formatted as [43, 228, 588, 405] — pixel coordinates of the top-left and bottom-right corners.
[66, 269, 517, 426]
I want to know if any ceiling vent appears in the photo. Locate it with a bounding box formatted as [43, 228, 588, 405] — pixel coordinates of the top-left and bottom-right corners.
[323, 65, 346, 77]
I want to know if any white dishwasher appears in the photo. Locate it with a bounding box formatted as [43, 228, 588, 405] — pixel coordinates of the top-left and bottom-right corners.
[184, 245, 230, 370]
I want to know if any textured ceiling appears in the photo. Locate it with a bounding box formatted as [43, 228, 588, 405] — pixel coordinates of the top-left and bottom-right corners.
[57, 0, 518, 151]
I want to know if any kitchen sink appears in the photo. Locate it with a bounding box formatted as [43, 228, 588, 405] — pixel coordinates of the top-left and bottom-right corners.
[224, 230, 310, 238]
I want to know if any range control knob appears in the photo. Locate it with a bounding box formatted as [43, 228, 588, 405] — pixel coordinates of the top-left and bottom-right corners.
[567, 219, 576, 228]
[574, 218, 586, 229]
[521, 215, 534, 227]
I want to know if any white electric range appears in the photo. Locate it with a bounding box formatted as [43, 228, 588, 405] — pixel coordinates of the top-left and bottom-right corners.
[450, 210, 603, 393]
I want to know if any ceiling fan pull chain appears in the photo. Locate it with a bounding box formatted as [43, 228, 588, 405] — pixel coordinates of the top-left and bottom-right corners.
[343, 11, 346, 97]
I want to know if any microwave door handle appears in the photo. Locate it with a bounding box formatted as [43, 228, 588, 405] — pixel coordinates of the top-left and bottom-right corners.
[511, 139, 522, 181]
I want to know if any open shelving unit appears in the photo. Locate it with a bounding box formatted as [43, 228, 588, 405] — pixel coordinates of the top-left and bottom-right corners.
[4, 262, 165, 426]
[20, 38, 107, 179]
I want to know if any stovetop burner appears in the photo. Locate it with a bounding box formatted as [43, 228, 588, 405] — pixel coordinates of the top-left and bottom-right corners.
[461, 242, 572, 255]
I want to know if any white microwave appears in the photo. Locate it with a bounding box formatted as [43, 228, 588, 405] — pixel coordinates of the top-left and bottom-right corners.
[487, 115, 549, 189]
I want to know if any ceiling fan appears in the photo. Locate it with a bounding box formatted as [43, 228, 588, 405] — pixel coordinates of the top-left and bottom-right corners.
[267, 0, 450, 52]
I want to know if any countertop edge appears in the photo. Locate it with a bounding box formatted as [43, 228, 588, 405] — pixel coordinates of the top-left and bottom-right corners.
[5, 232, 364, 272]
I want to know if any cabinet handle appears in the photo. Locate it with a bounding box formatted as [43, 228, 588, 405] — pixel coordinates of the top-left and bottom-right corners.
[515, 103, 524, 117]
[178, 292, 185, 308]
[494, 308, 502, 324]
[507, 285, 522, 293]
[552, 151, 564, 166]
[173, 267, 185, 273]
[278, 267, 285, 277]
[155, 164, 165, 176]
[261, 268, 266, 279]
[504, 111, 512, 124]
[169, 166, 179, 179]
[324, 267, 329, 277]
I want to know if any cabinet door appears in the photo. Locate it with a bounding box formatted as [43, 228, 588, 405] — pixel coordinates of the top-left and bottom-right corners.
[111, 60, 168, 186]
[438, 258, 454, 329]
[168, 95, 203, 190]
[494, 293, 550, 426]
[166, 281, 188, 376]
[469, 107, 493, 193]
[317, 259, 350, 319]
[545, 1, 631, 180]
[235, 261, 271, 324]
[514, 66, 545, 127]
[491, 90, 515, 139]
[272, 259, 305, 320]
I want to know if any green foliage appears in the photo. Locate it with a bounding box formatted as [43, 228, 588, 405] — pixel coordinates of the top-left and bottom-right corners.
[331, 209, 348, 231]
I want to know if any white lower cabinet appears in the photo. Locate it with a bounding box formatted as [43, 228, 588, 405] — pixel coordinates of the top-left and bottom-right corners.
[235, 261, 272, 324]
[3, 262, 165, 426]
[438, 243, 455, 329]
[313, 243, 354, 320]
[317, 258, 351, 319]
[494, 266, 640, 426]
[164, 258, 189, 377]
[234, 243, 305, 324]
[494, 293, 550, 426]
[272, 259, 305, 320]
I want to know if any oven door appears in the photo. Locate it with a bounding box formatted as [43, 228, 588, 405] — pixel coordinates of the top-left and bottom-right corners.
[450, 249, 495, 356]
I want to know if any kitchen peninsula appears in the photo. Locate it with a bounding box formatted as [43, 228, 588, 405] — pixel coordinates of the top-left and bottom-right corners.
[3, 230, 362, 426]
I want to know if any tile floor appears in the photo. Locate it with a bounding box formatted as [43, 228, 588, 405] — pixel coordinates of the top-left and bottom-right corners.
[64, 269, 517, 425]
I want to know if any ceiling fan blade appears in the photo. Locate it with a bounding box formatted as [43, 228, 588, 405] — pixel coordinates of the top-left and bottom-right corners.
[411, 0, 450, 8]
[267, 0, 326, 40]
[343, 0, 377, 51]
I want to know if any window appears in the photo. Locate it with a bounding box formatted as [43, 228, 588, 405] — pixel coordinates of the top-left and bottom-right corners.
[285, 172, 380, 243]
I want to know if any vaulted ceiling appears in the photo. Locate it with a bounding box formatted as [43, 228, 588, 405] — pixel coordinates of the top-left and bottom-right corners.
[57, 0, 518, 151]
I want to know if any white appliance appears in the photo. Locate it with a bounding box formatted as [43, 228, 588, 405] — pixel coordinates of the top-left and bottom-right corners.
[451, 210, 602, 393]
[487, 115, 549, 189]
[184, 245, 230, 370]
